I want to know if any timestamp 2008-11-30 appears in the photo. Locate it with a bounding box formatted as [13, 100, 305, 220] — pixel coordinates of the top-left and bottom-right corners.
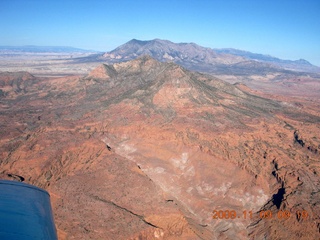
[212, 210, 310, 220]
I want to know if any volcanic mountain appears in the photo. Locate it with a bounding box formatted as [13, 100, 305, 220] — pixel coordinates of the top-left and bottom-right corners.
[100, 39, 320, 99]
[101, 39, 272, 75]
[102, 39, 245, 64]
[101, 39, 320, 73]
[0, 56, 319, 239]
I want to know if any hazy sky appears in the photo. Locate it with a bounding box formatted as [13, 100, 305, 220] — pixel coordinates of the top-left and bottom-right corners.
[1, 0, 319, 65]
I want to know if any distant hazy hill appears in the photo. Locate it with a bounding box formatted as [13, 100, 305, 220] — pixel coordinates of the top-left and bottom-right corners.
[101, 39, 320, 74]
[0, 46, 97, 54]
[214, 48, 319, 73]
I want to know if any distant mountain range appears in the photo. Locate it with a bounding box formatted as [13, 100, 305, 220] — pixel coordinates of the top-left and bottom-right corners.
[214, 48, 318, 73]
[0, 45, 97, 54]
[100, 39, 320, 74]
[1, 40, 319, 74]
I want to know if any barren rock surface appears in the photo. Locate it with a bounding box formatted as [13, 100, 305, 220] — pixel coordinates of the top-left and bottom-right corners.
[0, 56, 319, 239]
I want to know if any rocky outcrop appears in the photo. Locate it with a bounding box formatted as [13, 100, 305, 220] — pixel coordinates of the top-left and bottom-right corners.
[87, 64, 117, 79]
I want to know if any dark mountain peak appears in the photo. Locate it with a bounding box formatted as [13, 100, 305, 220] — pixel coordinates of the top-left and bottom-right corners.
[125, 38, 166, 46]
[152, 38, 169, 43]
[101, 39, 245, 72]
[127, 38, 149, 46]
[294, 59, 312, 66]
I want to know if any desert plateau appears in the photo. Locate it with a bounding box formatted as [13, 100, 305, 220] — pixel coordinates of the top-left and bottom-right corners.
[0, 38, 319, 239]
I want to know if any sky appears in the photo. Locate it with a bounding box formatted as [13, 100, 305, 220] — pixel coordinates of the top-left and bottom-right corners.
[1, 0, 319, 66]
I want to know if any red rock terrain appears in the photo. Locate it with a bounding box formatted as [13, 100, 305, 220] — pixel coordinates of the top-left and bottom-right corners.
[0, 56, 319, 239]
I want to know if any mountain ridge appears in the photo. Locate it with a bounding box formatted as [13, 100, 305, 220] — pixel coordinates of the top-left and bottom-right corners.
[101, 39, 320, 73]
[214, 48, 318, 71]
[2, 40, 318, 71]
[97, 39, 320, 98]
